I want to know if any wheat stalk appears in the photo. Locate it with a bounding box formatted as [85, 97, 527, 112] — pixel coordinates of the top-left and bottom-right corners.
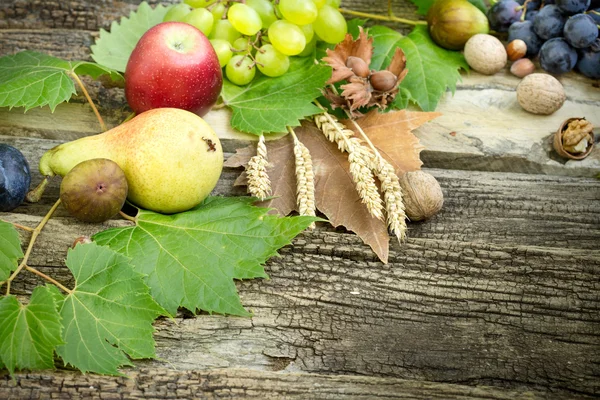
[288, 127, 317, 228]
[313, 112, 384, 220]
[247, 134, 271, 200]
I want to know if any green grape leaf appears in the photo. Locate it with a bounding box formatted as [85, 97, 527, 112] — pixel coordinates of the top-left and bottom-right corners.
[409, 0, 487, 15]
[369, 25, 468, 111]
[90, 2, 170, 72]
[93, 197, 318, 316]
[0, 220, 23, 281]
[221, 57, 331, 135]
[56, 243, 165, 376]
[0, 51, 123, 112]
[0, 285, 64, 375]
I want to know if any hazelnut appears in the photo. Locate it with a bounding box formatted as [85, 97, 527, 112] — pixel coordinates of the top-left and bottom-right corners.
[516, 73, 566, 115]
[510, 58, 535, 78]
[463, 34, 507, 75]
[399, 171, 444, 221]
[370, 70, 398, 92]
[506, 39, 527, 61]
[346, 56, 370, 78]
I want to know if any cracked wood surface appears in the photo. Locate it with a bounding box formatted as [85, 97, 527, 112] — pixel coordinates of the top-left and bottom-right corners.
[1, 0, 600, 399]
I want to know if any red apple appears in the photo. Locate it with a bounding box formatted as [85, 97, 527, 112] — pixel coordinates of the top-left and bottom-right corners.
[125, 22, 222, 117]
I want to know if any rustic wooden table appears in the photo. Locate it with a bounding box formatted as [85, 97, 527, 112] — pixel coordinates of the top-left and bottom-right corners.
[1, 1, 599, 399]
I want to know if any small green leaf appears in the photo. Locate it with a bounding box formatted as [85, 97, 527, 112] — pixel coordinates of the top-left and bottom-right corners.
[90, 2, 170, 72]
[0, 220, 23, 281]
[221, 57, 331, 135]
[0, 285, 64, 375]
[56, 243, 165, 375]
[369, 25, 468, 111]
[93, 197, 318, 316]
[0, 51, 123, 112]
[409, 0, 487, 15]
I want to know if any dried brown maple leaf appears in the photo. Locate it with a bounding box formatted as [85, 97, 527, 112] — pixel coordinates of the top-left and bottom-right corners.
[226, 110, 440, 263]
[323, 27, 373, 84]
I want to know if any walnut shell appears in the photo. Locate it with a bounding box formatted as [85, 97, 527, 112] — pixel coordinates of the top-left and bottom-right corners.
[463, 34, 507, 75]
[516, 73, 565, 115]
[552, 117, 595, 160]
[399, 171, 444, 221]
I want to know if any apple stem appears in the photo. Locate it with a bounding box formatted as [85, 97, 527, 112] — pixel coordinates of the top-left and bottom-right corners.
[4, 199, 62, 295]
[340, 9, 427, 26]
[70, 72, 108, 132]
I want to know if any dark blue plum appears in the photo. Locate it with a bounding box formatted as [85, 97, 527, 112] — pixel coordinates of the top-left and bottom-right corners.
[533, 5, 567, 39]
[539, 37, 578, 74]
[508, 21, 544, 55]
[525, 9, 539, 20]
[487, 0, 523, 32]
[576, 40, 600, 78]
[0, 144, 31, 212]
[564, 14, 599, 48]
[555, 0, 591, 14]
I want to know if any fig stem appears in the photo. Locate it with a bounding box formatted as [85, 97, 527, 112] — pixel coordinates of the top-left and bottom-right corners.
[4, 199, 62, 296]
[24, 265, 73, 294]
[340, 8, 427, 26]
[119, 211, 137, 223]
[70, 72, 107, 132]
[12, 222, 34, 232]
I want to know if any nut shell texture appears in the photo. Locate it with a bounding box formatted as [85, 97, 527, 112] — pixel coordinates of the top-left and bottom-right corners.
[399, 171, 444, 221]
[516, 73, 566, 115]
[464, 34, 507, 74]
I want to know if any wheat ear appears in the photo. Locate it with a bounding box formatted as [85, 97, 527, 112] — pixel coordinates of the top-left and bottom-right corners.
[247, 134, 271, 200]
[288, 127, 317, 228]
[313, 112, 384, 220]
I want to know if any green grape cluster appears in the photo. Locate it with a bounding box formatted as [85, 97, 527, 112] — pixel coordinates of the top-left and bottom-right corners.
[163, 0, 347, 86]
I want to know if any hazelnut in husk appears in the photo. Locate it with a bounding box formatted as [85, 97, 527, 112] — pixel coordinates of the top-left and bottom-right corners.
[427, 0, 489, 50]
[399, 171, 444, 221]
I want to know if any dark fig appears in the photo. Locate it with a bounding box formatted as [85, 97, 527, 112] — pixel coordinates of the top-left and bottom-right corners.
[60, 158, 128, 223]
[427, 0, 489, 50]
[0, 144, 31, 212]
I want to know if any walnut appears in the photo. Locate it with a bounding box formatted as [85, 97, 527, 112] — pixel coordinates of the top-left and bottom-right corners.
[399, 171, 444, 221]
[516, 73, 566, 115]
[463, 34, 507, 75]
[553, 117, 595, 160]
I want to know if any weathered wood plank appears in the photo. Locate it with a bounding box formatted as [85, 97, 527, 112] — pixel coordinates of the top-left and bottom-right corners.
[1, 368, 566, 400]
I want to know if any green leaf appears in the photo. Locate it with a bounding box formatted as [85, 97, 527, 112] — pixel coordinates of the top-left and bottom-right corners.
[93, 197, 318, 316]
[221, 57, 331, 135]
[0, 220, 23, 281]
[369, 25, 467, 111]
[90, 2, 170, 72]
[409, 0, 487, 15]
[0, 51, 123, 112]
[56, 243, 165, 375]
[0, 286, 64, 374]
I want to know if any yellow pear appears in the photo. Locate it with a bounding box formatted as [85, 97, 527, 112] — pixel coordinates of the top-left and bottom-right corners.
[39, 108, 223, 214]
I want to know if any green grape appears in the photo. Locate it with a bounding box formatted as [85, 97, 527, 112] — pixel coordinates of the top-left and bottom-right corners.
[211, 3, 226, 20]
[163, 3, 192, 22]
[326, 0, 342, 7]
[210, 39, 233, 67]
[297, 34, 317, 57]
[279, 0, 318, 25]
[227, 3, 262, 36]
[313, 5, 347, 44]
[313, 0, 327, 8]
[182, 8, 214, 36]
[209, 19, 242, 44]
[184, 0, 216, 8]
[232, 37, 250, 52]
[247, 0, 278, 28]
[268, 20, 306, 55]
[226, 55, 256, 86]
[256, 44, 290, 77]
[299, 23, 314, 43]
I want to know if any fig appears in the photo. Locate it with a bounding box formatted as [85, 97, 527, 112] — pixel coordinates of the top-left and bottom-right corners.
[0, 144, 31, 212]
[427, 0, 490, 50]
[60, 158, 128, 223]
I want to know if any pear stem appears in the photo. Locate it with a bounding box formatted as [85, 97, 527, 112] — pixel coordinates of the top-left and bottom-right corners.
[26, 176, 50, 203]
[5, 199, 62, 295]
[339, 8, 427, 26]
[24, 265, 73, 295]
[119, 211, 137, 223]
[70, 72, 107, 132]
